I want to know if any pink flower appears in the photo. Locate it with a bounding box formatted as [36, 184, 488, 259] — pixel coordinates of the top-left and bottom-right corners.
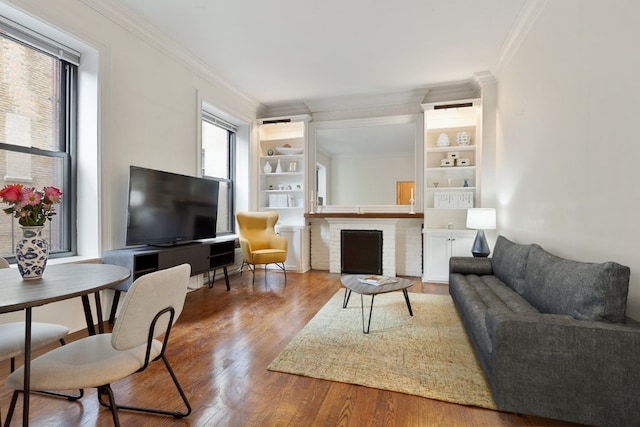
[21, 188, 42, 206]
[44, 186, 62, 203]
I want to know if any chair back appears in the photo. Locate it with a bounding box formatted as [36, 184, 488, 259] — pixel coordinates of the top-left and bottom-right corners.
[0, 257, 9, 269]
[237, 211, 279, 250]
[111, 263, 191, 351]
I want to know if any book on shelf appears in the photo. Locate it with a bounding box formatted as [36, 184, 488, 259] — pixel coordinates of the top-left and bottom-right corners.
[358, 275, 398, 286]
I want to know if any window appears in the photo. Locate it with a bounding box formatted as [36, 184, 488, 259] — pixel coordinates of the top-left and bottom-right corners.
[202, 112, 235, 235]
[0, 20, 78, 259]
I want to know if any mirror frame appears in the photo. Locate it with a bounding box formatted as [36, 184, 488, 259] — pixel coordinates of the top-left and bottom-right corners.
[307, 114, 424, 213]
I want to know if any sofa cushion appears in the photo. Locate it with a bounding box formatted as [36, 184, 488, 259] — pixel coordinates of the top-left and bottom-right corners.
[491, 236, 532, 295]
[523, 245, 630, 323]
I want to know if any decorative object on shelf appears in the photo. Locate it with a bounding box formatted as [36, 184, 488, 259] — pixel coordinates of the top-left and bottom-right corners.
[456, 132, 471, 146]
[447, 152, 459, 159]
[275, 159, 282, 173]
[278, 184, 284, 190]
[263, 161, 273, 173]
[437, 133, 450, 147]
[288, 161, 297, 172]
[447, 178, 453, 186]
[275, 147, 303, 155]
[466, 208, 496, 257]
[286, 185, 292, 190]
[434, 192, 474, 208]
[433, 182, 439, 188]
[463, 179, 470, 187]
[296, 184, 302, 190]
[409, 187, 415, 215]
[309, 191, 315, 214]
[0, 184, 62, 279]
[267, 148, 275, 156]
[288, 194, 296, 207]
[440, 158, 454, 167]
[456, 158, 471, 166]
[268, 185, 274, 190]
[15, 226, 49, 279]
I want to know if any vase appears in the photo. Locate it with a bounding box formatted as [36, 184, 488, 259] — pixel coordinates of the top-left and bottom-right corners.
[275, 159, 282, 173]
[16, 226, 49, 280]
[263, 161, 272, 173]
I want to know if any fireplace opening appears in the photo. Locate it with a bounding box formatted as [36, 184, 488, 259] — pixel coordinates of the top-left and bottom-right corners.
[341, 229, 383, 275]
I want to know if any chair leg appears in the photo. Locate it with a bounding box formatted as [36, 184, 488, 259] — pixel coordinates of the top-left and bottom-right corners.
[275, 262, 287, 286]
[96, 354, 191, 420]
[97, 385, 120, 427]
[4, 390, 19, 426]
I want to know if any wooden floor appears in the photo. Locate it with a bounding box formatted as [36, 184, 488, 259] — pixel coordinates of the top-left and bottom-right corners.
[0, 269, 583, 426]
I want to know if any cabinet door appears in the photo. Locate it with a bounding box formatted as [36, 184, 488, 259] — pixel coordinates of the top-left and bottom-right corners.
[425, 231, 453, 283]
[451, 231, 475, 258]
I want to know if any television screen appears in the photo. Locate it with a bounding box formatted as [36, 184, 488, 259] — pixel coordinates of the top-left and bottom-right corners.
[125, 166, 220, 246]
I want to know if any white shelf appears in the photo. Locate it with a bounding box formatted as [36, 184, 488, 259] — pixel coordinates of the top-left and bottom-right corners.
[426, 145, 476, 153]
[427, 186, 477, 191]
[426, 166, 476, 172]
[260, 172, 304, 177]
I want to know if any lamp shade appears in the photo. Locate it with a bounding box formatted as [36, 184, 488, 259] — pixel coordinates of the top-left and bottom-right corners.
[466, 208, 496, 230]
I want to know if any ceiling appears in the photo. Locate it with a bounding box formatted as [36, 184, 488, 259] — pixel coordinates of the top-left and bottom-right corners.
[111, 0, 527, 110]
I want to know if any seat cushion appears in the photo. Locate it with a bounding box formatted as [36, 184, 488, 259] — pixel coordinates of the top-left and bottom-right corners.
[523, 245, 630, 323]
[250, 249, 287, 265]
[5, 333, 162, 391]
[0, 322, 69, 361]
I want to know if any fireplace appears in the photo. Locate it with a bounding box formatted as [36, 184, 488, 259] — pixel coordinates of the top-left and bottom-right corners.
[340, 229, 383, 275]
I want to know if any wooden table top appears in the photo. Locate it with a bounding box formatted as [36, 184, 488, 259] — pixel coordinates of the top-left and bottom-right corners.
[340, 274, 414, 296]
[0, 263, 131, 314]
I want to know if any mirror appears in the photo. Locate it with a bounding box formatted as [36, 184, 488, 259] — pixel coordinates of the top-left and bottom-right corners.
[309, 115, 423, 210]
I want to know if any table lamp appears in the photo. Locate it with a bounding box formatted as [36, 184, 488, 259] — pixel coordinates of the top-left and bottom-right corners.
[466, 208, 496, 257]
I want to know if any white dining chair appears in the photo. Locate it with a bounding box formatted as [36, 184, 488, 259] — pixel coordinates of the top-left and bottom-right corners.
[4, 263, 192, 426]
[0, 258, 71, 372]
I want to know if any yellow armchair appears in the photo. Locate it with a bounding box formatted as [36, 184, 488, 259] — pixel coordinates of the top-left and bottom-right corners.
[236, 211, 288, 284]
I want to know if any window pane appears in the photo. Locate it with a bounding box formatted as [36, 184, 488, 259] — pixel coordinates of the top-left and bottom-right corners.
[216, 180, 231, 234]
[0, 151, 65, 257]
[0, 35, 61, 151]
[202, 121, 229, 178]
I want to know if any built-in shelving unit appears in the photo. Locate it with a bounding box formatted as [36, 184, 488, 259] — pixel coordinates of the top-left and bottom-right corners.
[257, 116, 309, 226]
[256, 115, 311, 273]
[423, 100, 481, 229]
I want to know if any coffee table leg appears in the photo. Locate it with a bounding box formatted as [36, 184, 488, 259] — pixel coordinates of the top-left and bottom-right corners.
[402, 289, 414, 316]
[342, 289, 352, 308]
[361, 294, 375, 334]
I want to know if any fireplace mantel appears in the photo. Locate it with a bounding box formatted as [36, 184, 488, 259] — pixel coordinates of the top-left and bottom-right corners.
[305, 213, 423, 219]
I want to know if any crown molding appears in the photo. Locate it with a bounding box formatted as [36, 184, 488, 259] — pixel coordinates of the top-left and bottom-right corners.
[302, 87, 430, 113]
[80, 0, 260, 114]
[492, 0, 548, 76]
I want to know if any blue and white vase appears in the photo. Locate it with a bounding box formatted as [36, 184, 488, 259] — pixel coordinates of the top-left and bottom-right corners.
[16, 226, 49, 280]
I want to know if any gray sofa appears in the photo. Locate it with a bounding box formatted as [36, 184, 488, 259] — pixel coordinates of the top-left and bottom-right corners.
[449, 235, 640, 427]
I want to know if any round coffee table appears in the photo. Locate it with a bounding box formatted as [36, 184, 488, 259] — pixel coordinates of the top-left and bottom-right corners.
[340, 274, 414, 333]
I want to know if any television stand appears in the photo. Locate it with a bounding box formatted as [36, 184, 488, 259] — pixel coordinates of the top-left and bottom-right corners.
[102, 236, 236, 323]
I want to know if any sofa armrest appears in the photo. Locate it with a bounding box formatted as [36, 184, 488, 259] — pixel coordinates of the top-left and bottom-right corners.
[486, 309, 640, 426]
[449, 256, 493, 276]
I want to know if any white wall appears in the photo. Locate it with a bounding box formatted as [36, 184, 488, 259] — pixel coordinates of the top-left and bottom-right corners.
[495, 0, 640, 318]
[1, 0, 257, 331]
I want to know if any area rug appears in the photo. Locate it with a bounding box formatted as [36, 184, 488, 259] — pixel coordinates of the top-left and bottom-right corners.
[268, 290, 497, 410]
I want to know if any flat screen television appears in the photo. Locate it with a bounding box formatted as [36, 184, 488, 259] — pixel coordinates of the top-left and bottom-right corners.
[125, 166, 220, 246]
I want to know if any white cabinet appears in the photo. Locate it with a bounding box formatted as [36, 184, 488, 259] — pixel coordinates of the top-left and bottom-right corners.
[257, 116, 310, 226]
[424, 230, 475, 283]
[276, 225, 310, 273]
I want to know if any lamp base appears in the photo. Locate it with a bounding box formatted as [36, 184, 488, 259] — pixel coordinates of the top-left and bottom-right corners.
[471, 230, 490, 257]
